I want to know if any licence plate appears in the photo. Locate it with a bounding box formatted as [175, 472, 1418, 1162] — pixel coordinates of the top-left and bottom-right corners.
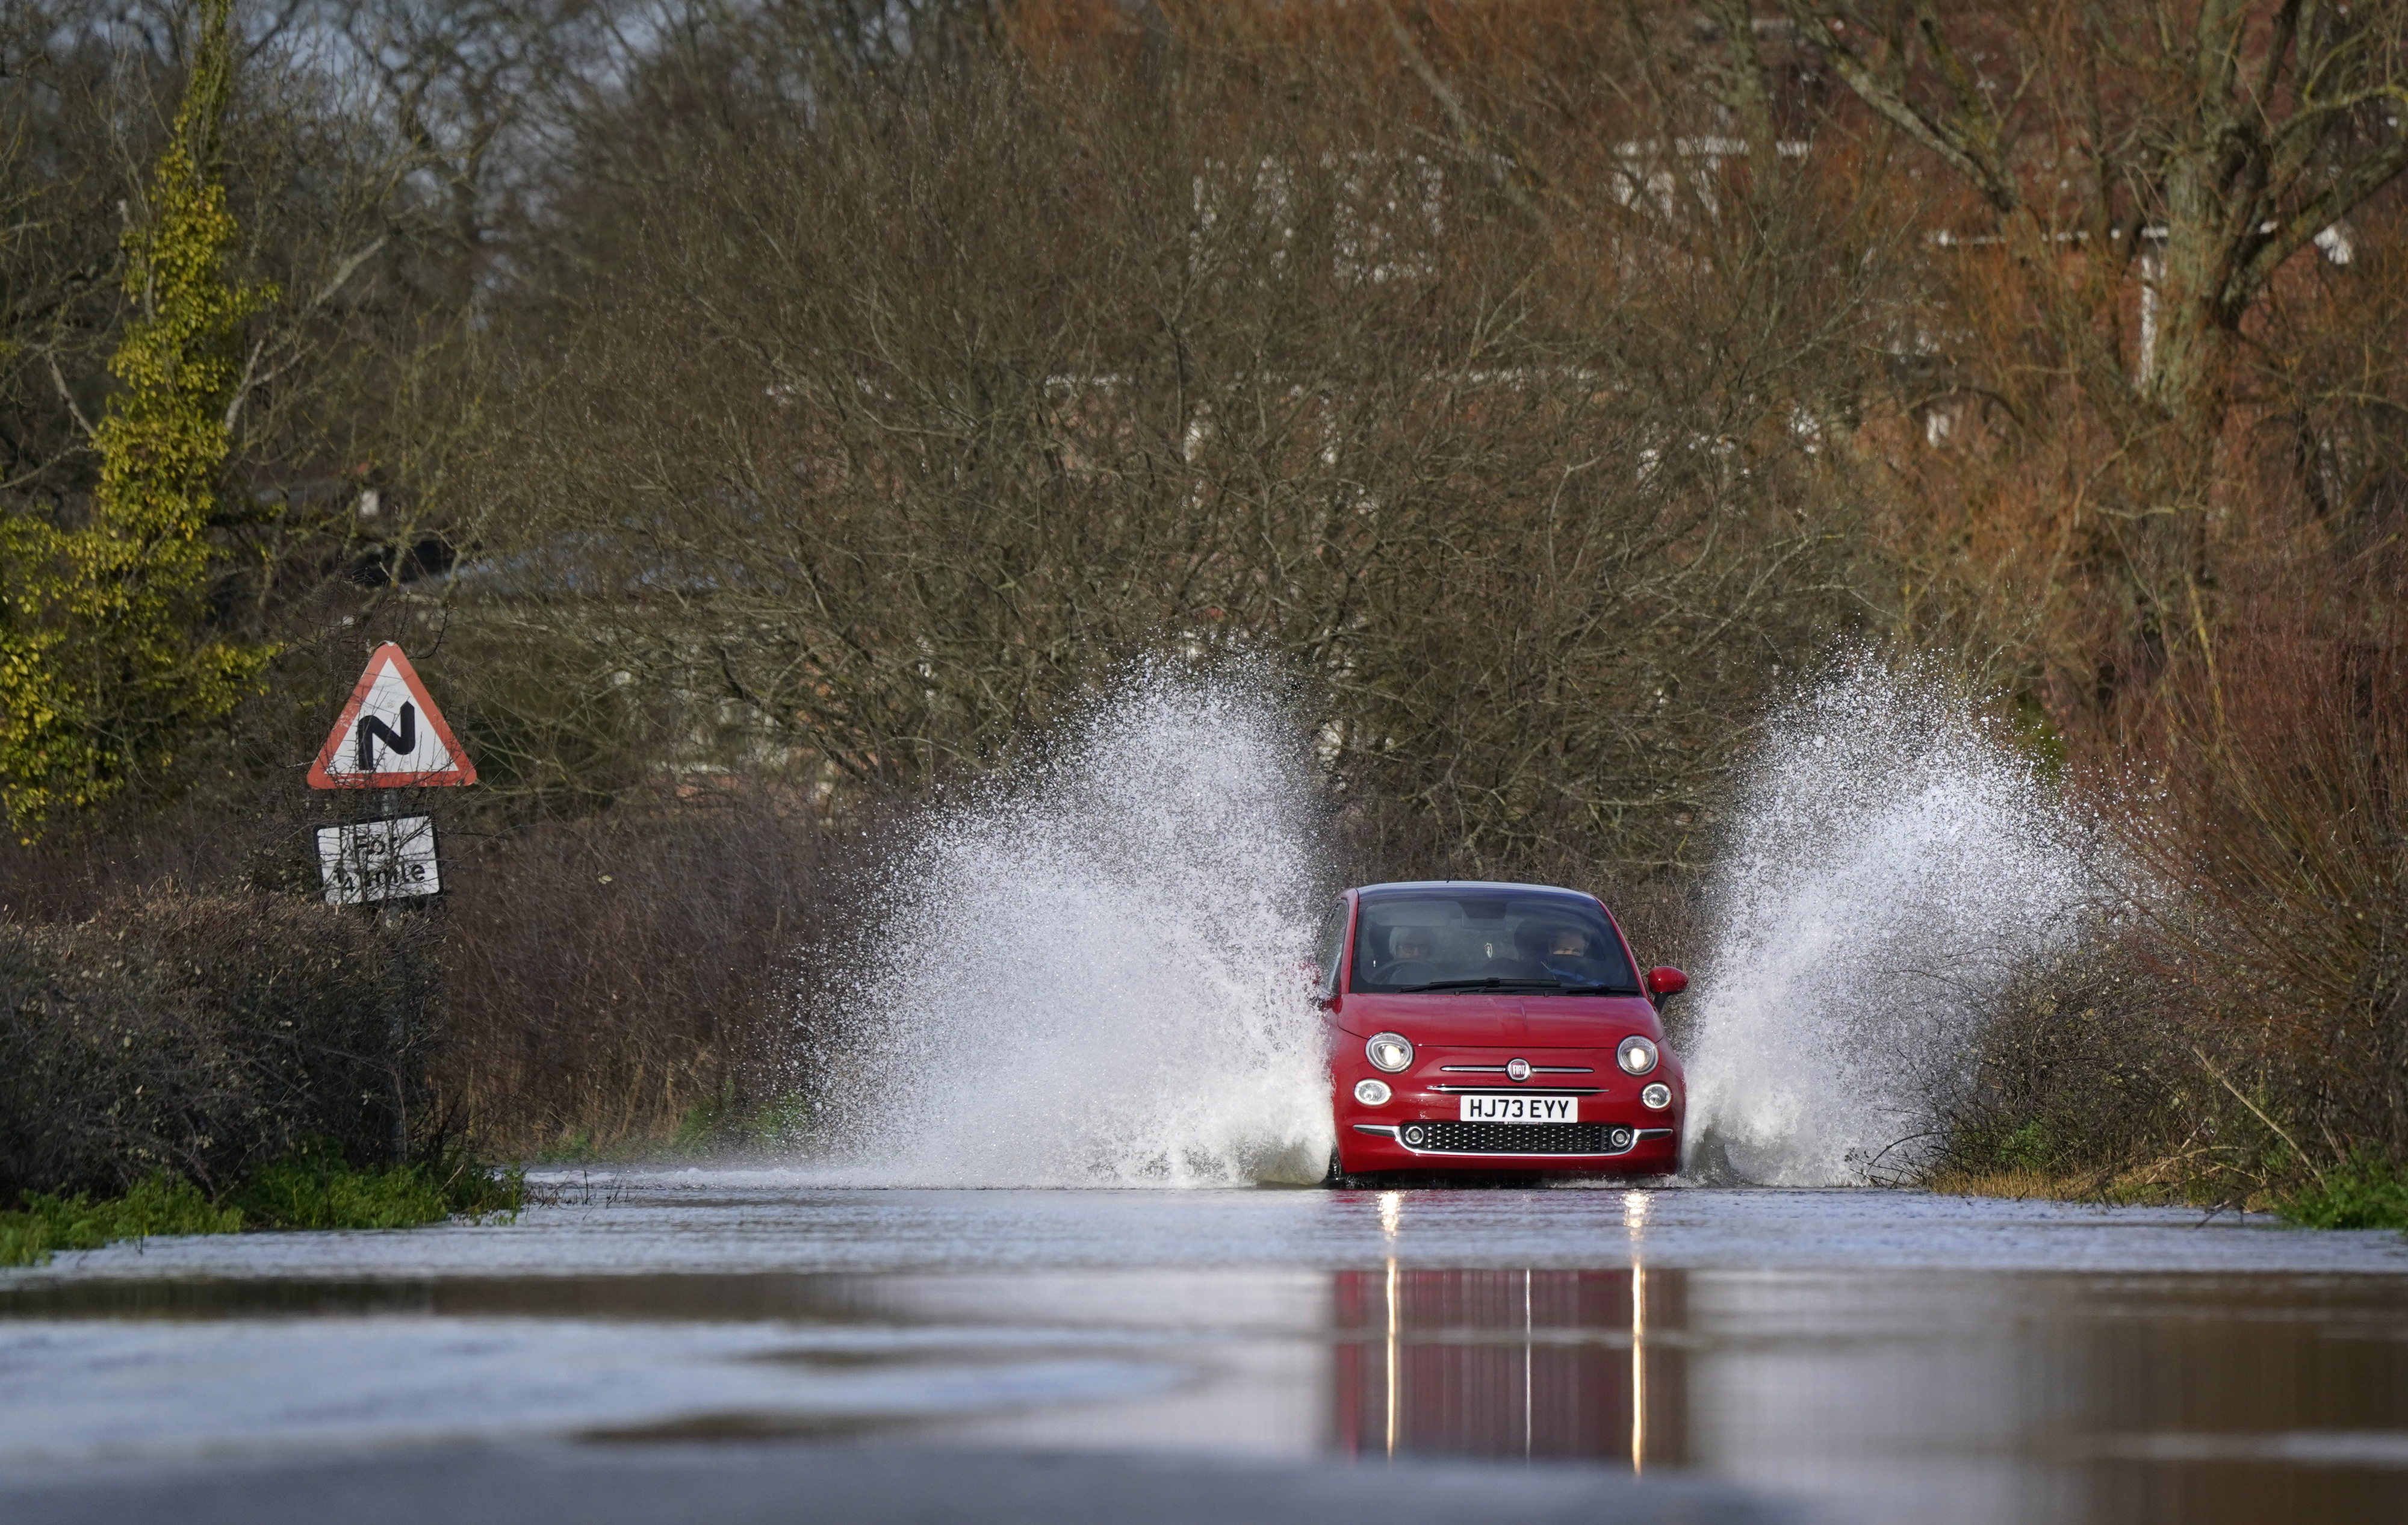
[1458, 1095, 1578, 1123]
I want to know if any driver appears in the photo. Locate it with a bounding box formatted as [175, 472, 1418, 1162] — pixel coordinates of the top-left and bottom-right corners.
[1391, 927, 1435, 963]
[1538, 925, 1598, 983]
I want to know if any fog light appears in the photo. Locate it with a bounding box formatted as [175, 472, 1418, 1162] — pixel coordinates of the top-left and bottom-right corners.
[1366, 1033, 1414, 1073]
[1610, 1126, 1633, 1149]
[1401, 1125, 1427, 1146]
[1354, 1079, 1392, 1106]
[1641, 1082, 1671, 1110]
[1616, 1036, 1659, 1075]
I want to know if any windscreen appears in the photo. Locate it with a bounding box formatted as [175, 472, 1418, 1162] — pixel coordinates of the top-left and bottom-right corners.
[1350, 890, 1637, 995]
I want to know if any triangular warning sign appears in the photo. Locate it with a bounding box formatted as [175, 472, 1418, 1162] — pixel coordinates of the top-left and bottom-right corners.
[307, 643, 477, 789]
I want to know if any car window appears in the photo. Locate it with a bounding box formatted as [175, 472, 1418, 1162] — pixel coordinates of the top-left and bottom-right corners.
[1349, 890, 1637, 995]
[1312, 899, 1350, 999]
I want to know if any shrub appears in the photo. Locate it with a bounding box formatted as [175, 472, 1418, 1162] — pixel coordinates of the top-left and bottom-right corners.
[2105, 579, 2408, 1203]
[1938, 569, 2408, 1214]
[433, 787, 873, 1154]
[0, 885, 441, 1199]
[1938, 932, 2199, 1191]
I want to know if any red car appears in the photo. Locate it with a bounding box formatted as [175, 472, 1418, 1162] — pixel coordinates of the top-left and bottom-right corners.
[1314, 881, 1687, 1183]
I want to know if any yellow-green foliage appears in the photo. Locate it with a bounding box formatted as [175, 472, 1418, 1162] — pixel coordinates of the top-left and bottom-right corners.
[0, 0, 273, 831]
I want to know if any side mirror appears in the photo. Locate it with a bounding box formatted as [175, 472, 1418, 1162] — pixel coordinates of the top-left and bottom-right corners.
[1644, 966, 1688, 1008]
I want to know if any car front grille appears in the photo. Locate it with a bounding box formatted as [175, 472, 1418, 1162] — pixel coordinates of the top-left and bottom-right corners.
[1395, 1122, 1639, 1155]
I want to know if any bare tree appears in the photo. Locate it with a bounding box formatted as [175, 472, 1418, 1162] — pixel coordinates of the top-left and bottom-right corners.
[1760, 0, 2408, 635]
[455, 21, 1883, 872]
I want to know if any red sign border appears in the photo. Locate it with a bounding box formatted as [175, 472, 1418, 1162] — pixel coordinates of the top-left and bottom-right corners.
[306, 642, 478, 789]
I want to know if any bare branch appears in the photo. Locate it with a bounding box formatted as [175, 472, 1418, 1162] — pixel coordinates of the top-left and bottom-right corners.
[1778, 0, 2023, 214]
[45, 347, 95, 438]
[2232, 128, 2408, 308]
[1374, 1, 1554, 229]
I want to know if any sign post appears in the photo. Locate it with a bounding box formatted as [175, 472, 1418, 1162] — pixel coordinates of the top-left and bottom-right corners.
[308, 643, 475, 1161]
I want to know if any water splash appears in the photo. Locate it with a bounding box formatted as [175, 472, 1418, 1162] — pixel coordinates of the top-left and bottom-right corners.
[813, 663, 1333, 1186]
[1681, 661, 2099, 1185]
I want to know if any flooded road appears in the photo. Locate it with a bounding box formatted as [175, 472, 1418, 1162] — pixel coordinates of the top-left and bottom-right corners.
[5, 1177, 2406, 1524]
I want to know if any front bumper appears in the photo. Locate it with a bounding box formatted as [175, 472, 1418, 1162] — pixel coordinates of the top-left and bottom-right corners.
[1332, 1040, 1684, 1176]
[1341, 1119, 1680, 1174]
[1350, 1120, 1675, 1157]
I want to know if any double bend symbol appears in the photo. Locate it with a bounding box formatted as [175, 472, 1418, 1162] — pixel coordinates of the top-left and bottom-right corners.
[358, 703, 417, 771]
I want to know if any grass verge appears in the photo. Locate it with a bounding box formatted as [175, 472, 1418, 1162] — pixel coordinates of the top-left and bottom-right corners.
[1929, 1158, 2408, 1231]
[2, 1146, 526, 1268]
[0, 1173, 241, 1267]
[1922, 1166, 2232, 1208]
[2276, 1160, 2408, 1230]
[534, 1092, 814, 1165]
[234, 1140, 525, 1230]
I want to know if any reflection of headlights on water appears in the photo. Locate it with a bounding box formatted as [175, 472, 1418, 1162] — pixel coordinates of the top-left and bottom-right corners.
[1617, 1036, 1659, 1075]
[1640, 1082, 1672, 1110]
[1366, 1033, 1414, 1072]
[1353, 1079, 1392, 1106]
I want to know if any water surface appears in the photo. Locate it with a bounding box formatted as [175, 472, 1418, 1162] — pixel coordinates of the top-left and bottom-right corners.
[4, 1176, 2404, 1524]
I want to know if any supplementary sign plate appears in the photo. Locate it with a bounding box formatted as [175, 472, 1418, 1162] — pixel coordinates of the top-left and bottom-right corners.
[308, 642, 476, 789]
[317, 815, 441, 905]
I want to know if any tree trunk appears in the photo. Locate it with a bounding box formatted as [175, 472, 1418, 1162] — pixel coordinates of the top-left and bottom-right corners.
[2132, 164, 2240, 652]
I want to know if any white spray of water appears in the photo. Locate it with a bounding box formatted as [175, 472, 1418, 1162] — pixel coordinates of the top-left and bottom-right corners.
[1681, 662, 2100, 1185]
[814, 664, 1333, 1187]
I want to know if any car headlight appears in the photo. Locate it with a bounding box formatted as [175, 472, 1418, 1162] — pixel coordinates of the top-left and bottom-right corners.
[1640, 1082, 1671, 1110]
[1353, 1079, 1392, 1106]
[1617, 1036, 1659, 1075]
[1366, 1033, 1414, 1073]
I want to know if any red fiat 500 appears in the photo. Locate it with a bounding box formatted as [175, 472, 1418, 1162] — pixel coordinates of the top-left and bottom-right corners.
[1314, 881, 1687, 1182]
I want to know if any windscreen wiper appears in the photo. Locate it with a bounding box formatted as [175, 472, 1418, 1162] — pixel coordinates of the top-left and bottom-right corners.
[1551, 983, 1644, 996]
[1394, 977, 1565, 992]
